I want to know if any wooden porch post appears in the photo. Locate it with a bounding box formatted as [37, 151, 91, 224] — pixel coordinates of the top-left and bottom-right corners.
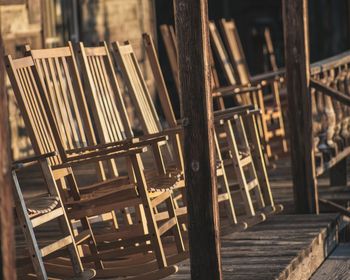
[283, 0, 319, 214]
[0, 32, 16, 279]
[174, 0, 222, 279]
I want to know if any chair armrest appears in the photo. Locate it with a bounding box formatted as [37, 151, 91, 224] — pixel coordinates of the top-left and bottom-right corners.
[214, 105, 261, 124]
[66, 138, 136, 154]
[131, 135, 169, 146]
[214, 106, 261, 124]
[65, 184, 136, 207]
[250, 69, 285, 84]
[212, 84, 261, 98]
[12, 151, 57, 170]
[214, 105, 255, 118]
[56, 147, 147, 169]
[138, 127, 183, 141]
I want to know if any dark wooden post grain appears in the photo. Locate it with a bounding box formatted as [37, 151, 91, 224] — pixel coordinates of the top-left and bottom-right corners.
[174, 0, 222, 279]
[283, 0, 319, 213]
[0, 32, 16, 279]
[330, 159, 347, 187]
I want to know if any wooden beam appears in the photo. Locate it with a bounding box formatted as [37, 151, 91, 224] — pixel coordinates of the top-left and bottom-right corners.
[0, 32, 16, 279]
[319, 199, 350, 217]
[283, 0, 319, 214]
[174, 0, 222, 279]
[310, 78, 350, 106]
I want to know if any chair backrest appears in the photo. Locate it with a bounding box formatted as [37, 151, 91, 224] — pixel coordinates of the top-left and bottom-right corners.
[5, 55, 63, 166]
[76, 42, 133, 144]
[160, 24, 225, 110]
[112, 41, 162, 135]
[159, 25, 181, 96]
[209, 21, 238, 86]
[143, 33, 177, 128]
[219, 19, 251, 85]
[25, 44, 97, 152]
[263, 27, 279, 72]
[209, 21, 251, 105]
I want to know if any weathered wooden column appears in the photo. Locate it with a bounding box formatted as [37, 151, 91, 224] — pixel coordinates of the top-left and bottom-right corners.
[283, 0, 319, 213]
[174, 0, 222, 279]
[330, 159, 347, 187]
[0, 31, 16, 279]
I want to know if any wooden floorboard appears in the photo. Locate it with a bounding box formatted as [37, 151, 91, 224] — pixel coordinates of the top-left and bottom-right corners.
[167, 214, 339, 280]
[14, 156, 349, 279]
[311, 243, 350, 280]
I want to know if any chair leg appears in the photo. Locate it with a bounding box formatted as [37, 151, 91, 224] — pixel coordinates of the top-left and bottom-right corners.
[130, 154, 168, 269]
[165, 193, 186, 253]
[272, 80, 288, 153]
[12, 171, 47, 280]
[214, 132, 238, 225]
[223, 120, 255, 217]
[243, 114, 275, 207]
[64, 173, 104, 270]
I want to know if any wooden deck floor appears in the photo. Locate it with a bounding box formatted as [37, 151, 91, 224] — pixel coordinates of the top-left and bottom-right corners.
[311, 243, 350, 280]
[167, 214, 339, 280]
[14, 156, 349, 279]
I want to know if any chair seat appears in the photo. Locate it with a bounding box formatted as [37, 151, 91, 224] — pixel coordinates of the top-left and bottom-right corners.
[147, 173, 180, 192]
[145, 166, 182, 181]
[66, 269, 96, 280]
[27, 196, 60, 215]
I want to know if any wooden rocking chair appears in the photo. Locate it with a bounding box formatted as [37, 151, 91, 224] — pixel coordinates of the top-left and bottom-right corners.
[24, 43, 187, 272]
[5, 54, 183, 279]
[218, 19, 288, 157]
[74, 40, 240, 229]
[25, 42, 187, 264]
[12, 153, 95, 280]
[160, 23, 284, 159]
[114, 37, 282, 229]
[75, 41, 183, 190]
[74, 42, 192, 231]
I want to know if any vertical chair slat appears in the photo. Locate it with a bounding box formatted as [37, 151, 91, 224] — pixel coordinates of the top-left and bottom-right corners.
[47, 57, 73, 148]
[19, 68, 54, 162]
[95, 55, 118, 141]
[98, 55, 123, 140]
[22, 67, 54, 161]
[54, 56, 79, 146]
[61, 56, 87, 146]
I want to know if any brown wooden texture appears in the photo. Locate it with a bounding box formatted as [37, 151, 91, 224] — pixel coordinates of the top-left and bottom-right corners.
[0, 33, 16, 279]
[174, 0, 222, 279]
[168, 214, 339, 280]
[0, 0, 24, 4]
[6, 52, 186, 278]
[283, 0, 318, 214]
[329, 158, 347, 187]
[310, 243, 350, 280]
